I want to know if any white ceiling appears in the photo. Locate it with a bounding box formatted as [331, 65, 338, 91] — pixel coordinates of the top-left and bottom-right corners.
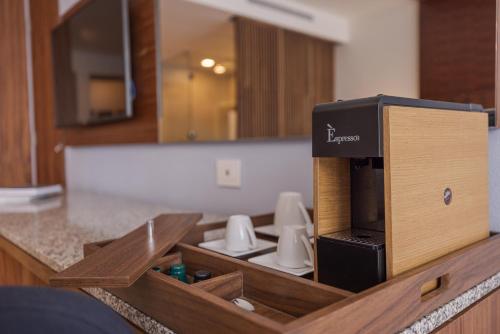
[160, 0, 234, 64]
[290, 0, 415, 19]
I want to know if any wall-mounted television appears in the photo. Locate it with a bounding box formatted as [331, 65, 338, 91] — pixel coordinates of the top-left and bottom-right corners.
[52, 0, 133, 127]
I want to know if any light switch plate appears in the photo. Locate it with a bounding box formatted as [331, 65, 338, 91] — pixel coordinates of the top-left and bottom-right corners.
[216, 159, 241, 188]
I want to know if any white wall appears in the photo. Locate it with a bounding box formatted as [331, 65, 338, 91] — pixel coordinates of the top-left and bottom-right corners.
[335, 0, 419, 99]
[489, 130, 500, 231]
[65, 135, 500, 231]
[65, 140, 313, 215]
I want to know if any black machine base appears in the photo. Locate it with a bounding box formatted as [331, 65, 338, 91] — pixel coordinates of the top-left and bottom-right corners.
[317, 229, 386, 293]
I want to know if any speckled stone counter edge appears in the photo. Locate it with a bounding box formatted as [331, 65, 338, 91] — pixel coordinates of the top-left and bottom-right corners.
[400, 272, 500, 334]
[87, 272, 500, 334]
[85, 288, 175, 334]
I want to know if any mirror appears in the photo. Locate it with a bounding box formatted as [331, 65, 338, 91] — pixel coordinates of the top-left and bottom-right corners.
[157, 0, 496, 143]
[159, 1, 236, 142]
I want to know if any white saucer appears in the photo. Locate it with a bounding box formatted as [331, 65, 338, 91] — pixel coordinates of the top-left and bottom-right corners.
[254, 224, 314, 238]
[198, 238, 277, 258]
[248, 252, 314, 276]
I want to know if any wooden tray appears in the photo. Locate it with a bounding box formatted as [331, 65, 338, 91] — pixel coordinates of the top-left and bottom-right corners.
[57, 214, 500, 334]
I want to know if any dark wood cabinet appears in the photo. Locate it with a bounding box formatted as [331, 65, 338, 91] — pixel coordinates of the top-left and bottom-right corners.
[0, 236, 54, 286]
[420, 0, 497, 124]
[0, 243, 46, 286]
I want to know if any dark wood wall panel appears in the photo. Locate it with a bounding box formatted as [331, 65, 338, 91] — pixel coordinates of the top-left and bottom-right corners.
[420, 0, 496, 110]
[0, 0, 32, 186]
[30, 0, 65, 185]
[235, 17, 280, 138]
[235, 17, 334, 138]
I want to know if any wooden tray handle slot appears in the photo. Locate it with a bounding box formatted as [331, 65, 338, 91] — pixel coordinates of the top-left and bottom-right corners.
[192, 271, 243, 300]
[420, 274, 449, 301]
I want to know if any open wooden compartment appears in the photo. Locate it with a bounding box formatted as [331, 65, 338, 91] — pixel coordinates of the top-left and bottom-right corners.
[84, 238, 351, 333]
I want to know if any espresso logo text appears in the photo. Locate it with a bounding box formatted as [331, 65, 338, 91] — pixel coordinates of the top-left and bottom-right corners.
[326, 123, 360, 144]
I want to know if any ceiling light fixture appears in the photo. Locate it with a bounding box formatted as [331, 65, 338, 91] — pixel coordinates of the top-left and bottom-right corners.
[213, 64, 226, 74]
[200, 58, 215, 68]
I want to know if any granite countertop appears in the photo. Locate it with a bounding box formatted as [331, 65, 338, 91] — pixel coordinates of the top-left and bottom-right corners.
[0, 191, 498, 334]
[0, 191, 224, 334]
[0, 191, 225, 273]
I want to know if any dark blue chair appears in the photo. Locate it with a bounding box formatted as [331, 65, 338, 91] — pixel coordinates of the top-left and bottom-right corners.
[0, 287, 132, 333]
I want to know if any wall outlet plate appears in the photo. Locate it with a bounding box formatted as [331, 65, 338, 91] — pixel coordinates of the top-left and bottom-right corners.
[216, 159, 241, 188]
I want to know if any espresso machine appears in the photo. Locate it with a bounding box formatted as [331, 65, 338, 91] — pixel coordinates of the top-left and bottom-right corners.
[313, 95, 490, 292]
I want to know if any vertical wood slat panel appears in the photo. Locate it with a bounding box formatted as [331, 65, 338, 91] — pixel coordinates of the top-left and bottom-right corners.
[235, 17, 279, 138]
[235, 17, 334, 138]
[0, 0, 32, 186]
[282, 30, 333, 137]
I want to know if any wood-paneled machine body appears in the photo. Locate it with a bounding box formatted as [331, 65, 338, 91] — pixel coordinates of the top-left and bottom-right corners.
[313, 96, 490, 292]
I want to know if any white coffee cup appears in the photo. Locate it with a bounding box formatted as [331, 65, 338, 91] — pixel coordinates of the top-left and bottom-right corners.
[276, 225, 313, 269]
[274, 192, 313, 236]
[224, 215, 258, 252]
